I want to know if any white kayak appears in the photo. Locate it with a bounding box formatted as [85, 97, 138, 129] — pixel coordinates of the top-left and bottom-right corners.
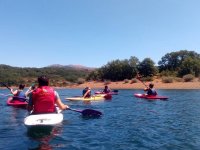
[24, 108, 63, 127]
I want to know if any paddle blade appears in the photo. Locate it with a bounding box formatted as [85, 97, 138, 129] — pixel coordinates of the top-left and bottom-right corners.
[81, 109, 102, 117]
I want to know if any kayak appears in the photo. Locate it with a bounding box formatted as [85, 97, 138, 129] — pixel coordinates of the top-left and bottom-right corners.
[95, 91, 118, 95]
[24, 108, 63, 128]
[6, 97, 28, 108]
[134, 93, 168, 100]
[65, 95, 108, 101]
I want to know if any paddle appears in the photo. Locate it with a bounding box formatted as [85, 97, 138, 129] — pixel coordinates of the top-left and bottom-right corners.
[136, 76, 148, 88]
[68, 108, 102, 117]
[0, 82, 11, 90]
[112, 89, 118, 93]
[132, 68, 148, 88]
[0, 93, 13, 97]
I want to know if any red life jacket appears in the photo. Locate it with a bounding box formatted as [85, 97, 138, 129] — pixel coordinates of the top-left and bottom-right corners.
[32, 86, 56, 113]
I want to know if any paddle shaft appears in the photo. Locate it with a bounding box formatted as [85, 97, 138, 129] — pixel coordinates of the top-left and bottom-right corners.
[0, 82, 11, 90]
[133, 68, 148, 88]
[68, 108, 82, 113]
[68, 107, 102, 117]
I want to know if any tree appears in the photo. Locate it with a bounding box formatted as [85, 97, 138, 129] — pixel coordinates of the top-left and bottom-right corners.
[178, 57, 200, 77]
[158, 50, 200, 77]
[138, 58, 157, 77]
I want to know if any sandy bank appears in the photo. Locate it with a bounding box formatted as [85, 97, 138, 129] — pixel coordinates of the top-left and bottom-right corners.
[64, 79, 200, 90]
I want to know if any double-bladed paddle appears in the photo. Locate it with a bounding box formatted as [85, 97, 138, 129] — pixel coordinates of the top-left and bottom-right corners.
[68, 108, 102, 117]
[133, 68, 149, 88]
[0, 82, 11, 90]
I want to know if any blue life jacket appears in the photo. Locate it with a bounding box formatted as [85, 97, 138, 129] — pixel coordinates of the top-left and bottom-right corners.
[13, 90, 26, 101]
[147, 88, 157, 95]
[82, 89, 91, 97]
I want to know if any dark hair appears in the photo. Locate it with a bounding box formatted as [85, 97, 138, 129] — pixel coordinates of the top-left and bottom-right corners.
[19, 84, 25, 90]
[149, 83, 154, 88]
[38, 75, 49, 86]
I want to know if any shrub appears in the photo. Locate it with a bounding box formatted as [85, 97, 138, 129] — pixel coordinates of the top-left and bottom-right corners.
[104, 80, 111, 85]
[174, 77, 183, 82]
[183, 74, 194, 82]
[130, 78, 137, 84]
[77, 78, 85, 84]
[124, 79, 129, 83]
[162, 77, 173, 83]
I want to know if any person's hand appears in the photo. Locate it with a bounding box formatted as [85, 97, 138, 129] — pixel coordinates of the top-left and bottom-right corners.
[65, 105, 69, 110]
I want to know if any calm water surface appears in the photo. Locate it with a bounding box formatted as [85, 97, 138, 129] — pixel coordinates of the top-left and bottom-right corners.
[0, 89, 200, 150]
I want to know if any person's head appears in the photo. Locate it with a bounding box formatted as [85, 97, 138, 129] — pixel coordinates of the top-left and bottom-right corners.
[105, 85, 108, 89]
[149, 83, 154, 88]
[19, 84, 25, 90]
[38, 75, 49, 86]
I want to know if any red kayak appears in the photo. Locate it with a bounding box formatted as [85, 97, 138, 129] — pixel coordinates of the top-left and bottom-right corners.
[134, 93, 168, 100]
[7, 97, 28, 108]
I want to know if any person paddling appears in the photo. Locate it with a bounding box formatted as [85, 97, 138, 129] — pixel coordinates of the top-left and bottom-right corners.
[10, 84, 26, 101]
[82, 87, 91, 98]
[102, 85, 111, 93]
[27, 75, 69, 114]
[144, 83, 157, 96]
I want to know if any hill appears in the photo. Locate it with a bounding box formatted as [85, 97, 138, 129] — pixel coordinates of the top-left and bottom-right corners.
[0, 64, 94, 87]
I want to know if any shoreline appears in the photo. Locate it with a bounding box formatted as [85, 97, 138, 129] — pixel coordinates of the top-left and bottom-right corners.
[62, 79, 200, 90]
[1, 79, 200, 90]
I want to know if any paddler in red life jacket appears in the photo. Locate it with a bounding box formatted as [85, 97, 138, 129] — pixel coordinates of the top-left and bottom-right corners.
[10, 84, 26, 101]
[27, 75, 69, 114]
[144, 83, 157, 96]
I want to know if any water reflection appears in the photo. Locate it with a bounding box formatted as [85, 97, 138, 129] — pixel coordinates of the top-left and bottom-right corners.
[27, 126, 62, 150]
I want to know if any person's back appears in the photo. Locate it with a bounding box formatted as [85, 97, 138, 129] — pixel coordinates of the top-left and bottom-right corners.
[27, 76, 69, 114]
[103, 86, 110, 93]
[147, 88, 157, 95]
[32, 86, 56, 114]
[146, 83, 157, 96]
[11, 84, 26, 101]
[28, 75, 69, 114]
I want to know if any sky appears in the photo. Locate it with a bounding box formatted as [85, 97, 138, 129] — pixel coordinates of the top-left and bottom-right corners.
[0, 0, 200, 68]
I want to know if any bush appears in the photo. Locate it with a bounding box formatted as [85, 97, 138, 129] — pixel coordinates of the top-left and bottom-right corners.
[183, 74, 194, 82]
[162, 77, 173, 83]
[130, 78, 137, 84]
[104, 80, 111, 85]
[124, 79, 129, 83]
[174, 77, 183, 82]
[77, 78, 85, 84]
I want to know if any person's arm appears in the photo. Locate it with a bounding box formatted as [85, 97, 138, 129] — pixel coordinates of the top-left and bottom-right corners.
[25, 86, 32, 96]
[83, 90, 90, 98]
[55, 91, 69, 110]
[27, 93, 33, 112]
[10, 89, 18, 95]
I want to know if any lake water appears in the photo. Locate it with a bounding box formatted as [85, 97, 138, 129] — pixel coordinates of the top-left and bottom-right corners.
[0, 89, 200, 150]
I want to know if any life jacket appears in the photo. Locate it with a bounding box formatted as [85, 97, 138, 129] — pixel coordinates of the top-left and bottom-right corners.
[13, 90, 26, 101]
[147, 88, 157, 96]
[32, 86, 56, 114]
[82, 89, 91, 98]
[103, 89, 110, 93]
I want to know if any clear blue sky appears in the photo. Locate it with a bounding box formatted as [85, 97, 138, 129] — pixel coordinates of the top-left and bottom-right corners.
[0, 0, 200, 68]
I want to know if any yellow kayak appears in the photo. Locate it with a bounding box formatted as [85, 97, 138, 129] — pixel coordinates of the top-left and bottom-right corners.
[65, 95, 106, 101]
